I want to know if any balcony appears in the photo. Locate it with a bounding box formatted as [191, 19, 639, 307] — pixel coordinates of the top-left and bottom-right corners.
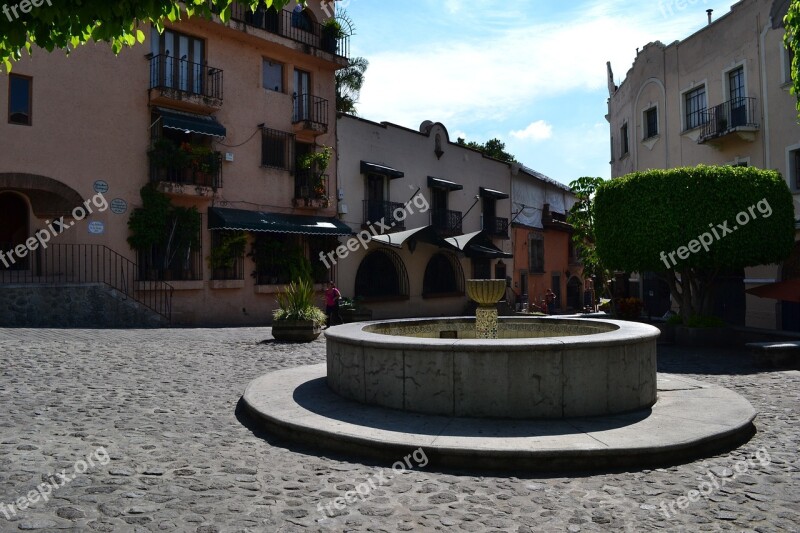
[226, 3, 350, 60]
[293, 94, 329, 135]
[431, 208, 463, 236]
[698, 97, 759, 144]
[149, 140, 222, 196]
[148, 54, 223, 111]
[293, 170, 329, 208]
[483, 216, 509, 238]
[363, 200, 406, 231]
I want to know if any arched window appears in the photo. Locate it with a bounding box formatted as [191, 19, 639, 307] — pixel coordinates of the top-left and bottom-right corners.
[354, 249, 409, 300]
[423, 252, 464, 297]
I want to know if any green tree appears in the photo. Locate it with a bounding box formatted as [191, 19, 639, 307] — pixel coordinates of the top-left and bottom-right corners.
[456, 137, 516, 163]
[566, 176, 613, 305]
[0, 0, 300, 70]
[785, 0, 800, 115]
[594, 166, 794, 322]
[336, 56, 368, 114]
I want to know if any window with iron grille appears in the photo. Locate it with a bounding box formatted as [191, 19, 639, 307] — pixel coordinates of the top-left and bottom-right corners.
[644, 107, 658, 139]
[684, 86, 707, 130]
[529, 232, 544, 273]
[423, 253, 464, 297]
[620, 123, 629, 157]
[261, 128, 294, 170]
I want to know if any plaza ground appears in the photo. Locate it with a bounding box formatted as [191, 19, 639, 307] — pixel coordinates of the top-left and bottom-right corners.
[0, 327, 797, 532]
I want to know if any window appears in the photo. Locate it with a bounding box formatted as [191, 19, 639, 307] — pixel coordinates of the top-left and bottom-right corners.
[423, 253, 464, 296]
[791, 148, 800, 190]
[263, 59, 284, 92]
[529, 232, 544, 273]
[149, 28, 205, 95]
[291, 5, 314, 32]
[138, 211, 203, 281]
[620, 123, 629, 157]
[260, 128, 294, 170]
[644, 107, 658, 139]
[684, 85, 707, 130]
[728, 66, 746, 128]
[8, 75, 31, 125]
[210, 231, 246, 281]
[355, 250, 409, 299]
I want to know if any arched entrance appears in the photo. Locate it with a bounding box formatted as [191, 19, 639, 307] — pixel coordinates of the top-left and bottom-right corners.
[354, 250, 409, 300]
[566, 276, 582, 312]
[0, 192, 29, 270]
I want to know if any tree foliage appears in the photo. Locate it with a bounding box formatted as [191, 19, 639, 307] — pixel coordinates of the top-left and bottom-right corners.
[786, 0, 800, 115]
[336, 56, 368, 114]
[567, 176, 612, 302]
[0, 0, 301, 70]
[594, 165, 795, 321]
[456, 137, 516, 163]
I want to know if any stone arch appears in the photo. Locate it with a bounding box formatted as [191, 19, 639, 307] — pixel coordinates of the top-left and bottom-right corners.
[0, 173, 84, 219]
[423, 251, 464, 296]
[354, 249, 409, 300]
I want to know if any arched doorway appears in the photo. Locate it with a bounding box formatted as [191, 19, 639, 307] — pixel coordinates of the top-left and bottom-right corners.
[423, 252, 464, 297]
[0, 192, 29, 271]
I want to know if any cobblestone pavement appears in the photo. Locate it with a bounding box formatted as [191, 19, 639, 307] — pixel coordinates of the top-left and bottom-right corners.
[0, 327, 797, 532]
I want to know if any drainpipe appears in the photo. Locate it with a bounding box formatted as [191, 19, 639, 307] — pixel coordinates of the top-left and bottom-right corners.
[758, 19, 770, 169]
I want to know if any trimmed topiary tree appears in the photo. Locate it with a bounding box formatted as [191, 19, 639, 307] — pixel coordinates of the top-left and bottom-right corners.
[594, 165, 795, 322]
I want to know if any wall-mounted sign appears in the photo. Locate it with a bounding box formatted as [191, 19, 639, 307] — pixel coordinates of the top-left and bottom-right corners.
[88, 221, 105, 235]
[110, 198, 128, 214]
[93, 180, 109, 194]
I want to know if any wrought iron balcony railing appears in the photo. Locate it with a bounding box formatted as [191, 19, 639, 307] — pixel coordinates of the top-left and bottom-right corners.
[700, 97, 759, 142]
[149, 147, 223, 189]
[431, 208, 463, 236]
[226, 3, 350, 59]
[149, 54, 223, 103]
[293, 94, 329, 132]
[294, 171, 329, 207]
[484, 216, 509, 237]
[363, 200, 406, 230]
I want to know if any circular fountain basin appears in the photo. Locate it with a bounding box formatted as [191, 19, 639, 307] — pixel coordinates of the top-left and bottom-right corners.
[325, 317, 660, 419]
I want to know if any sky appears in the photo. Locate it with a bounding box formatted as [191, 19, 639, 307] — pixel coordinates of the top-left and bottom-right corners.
[341, 0, 740, 186]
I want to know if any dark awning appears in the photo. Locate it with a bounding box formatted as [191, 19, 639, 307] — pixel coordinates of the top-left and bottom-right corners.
[444, 230, 513, 259]
[746, 279, 800, 303]
[156, 107, 227, 138]
[371, 225, 448, 249]
[361, 161, 404, 179]
[208, 207, 352, 236]
[428, 176, 463, 191]
[479, 186, 509, 200]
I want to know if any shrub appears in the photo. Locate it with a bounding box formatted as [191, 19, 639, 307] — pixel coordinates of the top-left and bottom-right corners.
[273, 278, 326, 326]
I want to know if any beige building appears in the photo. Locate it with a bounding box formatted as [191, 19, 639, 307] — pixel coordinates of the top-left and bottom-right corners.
[334, 116, 514, 319]
[606, 0, 800, 330]
[0, 1, 349, 326]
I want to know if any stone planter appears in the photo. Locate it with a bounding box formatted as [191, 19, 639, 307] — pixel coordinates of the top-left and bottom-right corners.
[271, 320, 322, 342]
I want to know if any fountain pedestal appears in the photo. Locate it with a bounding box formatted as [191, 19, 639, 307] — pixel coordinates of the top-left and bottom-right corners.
[466, 279, 506, 339]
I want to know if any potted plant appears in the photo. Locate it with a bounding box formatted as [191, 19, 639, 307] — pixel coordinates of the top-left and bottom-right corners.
[339, 296, 373, 323]
[272, 278, 326, 341]
[321, 18, 344, 54]
[208, 231, 247, 278]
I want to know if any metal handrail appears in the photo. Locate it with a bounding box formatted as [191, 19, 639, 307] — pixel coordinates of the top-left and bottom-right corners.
[149, 54, 224, 101]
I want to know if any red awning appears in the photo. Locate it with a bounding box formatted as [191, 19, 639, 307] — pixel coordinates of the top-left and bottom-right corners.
[746, 279, 800, 303]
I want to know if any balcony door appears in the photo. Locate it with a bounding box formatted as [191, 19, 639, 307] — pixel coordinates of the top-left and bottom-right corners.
[151, 28, 205, 94]
[729, 67, 746, 128]
[366, 174, 385, 223]
[431, 188, 448, 229]
[294, 69, 311, 121]
[483, 198, 497, 232]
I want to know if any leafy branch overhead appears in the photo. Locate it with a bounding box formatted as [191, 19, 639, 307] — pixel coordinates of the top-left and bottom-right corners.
[0, 0, 303, 70]
[786, 0, 800, 115]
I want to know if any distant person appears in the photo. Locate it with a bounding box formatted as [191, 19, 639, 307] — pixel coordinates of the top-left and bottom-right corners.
[545, 289, 556, 315]
[324, 281, 342, 328]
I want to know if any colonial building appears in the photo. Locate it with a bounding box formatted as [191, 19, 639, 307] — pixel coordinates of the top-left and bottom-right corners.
[334, 116, 514, 319]
[510, 166, 581, 313]
[606, 0, 799, 330]
[0, 1, 349, 326]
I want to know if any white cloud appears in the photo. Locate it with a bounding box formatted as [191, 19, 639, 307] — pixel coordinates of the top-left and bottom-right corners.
[510, 120, 553, 142]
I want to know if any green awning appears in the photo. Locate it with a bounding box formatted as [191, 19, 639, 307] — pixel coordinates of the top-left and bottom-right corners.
[444, 230, 513, 259]
[361, 161, 404, 179]
[208, 207, 352, 236]
[428, 176, 463, 191]
[156, 107, 227, 138]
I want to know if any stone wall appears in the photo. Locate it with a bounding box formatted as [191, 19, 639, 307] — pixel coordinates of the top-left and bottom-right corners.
[0, 284, 166, 328]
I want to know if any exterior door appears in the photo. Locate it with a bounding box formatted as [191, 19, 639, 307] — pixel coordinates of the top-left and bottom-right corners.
[294, 69, 311, 121]
[0, 193, 29, 271]
[366, 175, 385, 223]
[729, 67, 746, 127]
